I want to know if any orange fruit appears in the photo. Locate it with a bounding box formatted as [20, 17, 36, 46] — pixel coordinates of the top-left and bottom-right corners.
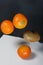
[17, 45, 31, 59]
[13, 13, 28, 29]
[1, 20, 14, 34]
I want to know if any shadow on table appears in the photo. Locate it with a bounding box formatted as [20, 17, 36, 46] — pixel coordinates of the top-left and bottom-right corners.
[27, 52, 37, 60]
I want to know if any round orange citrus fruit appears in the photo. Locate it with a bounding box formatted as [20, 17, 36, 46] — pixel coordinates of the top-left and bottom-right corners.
[1, 20, 14, 34]
[17, 45, 31, 59]
[13, 13, 28, 29]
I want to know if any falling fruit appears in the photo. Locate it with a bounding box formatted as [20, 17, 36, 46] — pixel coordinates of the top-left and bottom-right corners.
[1, 20, 14, 34]
[13, 13, 28, 29]
[17, 45, 31, 59]
[23, 31, 40, 42]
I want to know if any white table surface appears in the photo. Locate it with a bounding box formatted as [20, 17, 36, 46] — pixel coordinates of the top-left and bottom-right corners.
[0, 35, 43, 65]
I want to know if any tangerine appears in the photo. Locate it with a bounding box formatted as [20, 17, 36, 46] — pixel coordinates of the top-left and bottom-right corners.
[17, 45, 31, 59]
[13, 13, 28, 29]
[1, 20, 14, 34]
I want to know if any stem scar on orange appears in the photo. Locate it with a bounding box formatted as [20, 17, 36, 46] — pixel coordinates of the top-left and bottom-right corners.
[1, 20, 14, 34]
[17, 45, 31, 59]
[13, 13, 28, 29]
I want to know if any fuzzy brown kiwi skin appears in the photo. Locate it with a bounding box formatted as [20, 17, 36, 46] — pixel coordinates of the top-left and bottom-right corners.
[23, 31, 40, 42]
